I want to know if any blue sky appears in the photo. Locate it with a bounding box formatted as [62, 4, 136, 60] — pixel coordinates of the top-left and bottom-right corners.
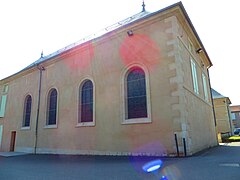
[1, 0, 240, 105]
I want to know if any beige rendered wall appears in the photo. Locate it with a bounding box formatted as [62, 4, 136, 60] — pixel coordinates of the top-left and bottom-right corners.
[213, 98, 232, 135]
[169, 15, 217, 155]
[0, 72, 38, 152]
[0, 8, 217, 156]
[0, 13, 181, 156]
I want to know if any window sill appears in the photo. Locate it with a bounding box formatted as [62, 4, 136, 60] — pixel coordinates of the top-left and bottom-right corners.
[76, 122, 95, 127]
[21, 126, 30, 130]
[122, 117, 152, 125]
[44, 125, 57, 129]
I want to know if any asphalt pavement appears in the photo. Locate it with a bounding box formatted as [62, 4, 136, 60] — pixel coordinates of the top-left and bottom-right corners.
[0, 143, 239, 180]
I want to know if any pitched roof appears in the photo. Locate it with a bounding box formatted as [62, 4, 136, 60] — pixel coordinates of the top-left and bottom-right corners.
[211, 88, 226, 99]
[23, 10, 151, 71]
[1, 1, 212, 81]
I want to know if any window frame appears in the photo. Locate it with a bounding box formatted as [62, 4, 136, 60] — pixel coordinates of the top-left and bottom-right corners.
[190, 58, 199, 95]
[231, 113, 236, 120]
[121, 64, 151, 125]
[0, 84, 8, 118]
[2, 84, 9, 94]
[188, 38, 194, 54]
[22, 94, 32, 129]
[45, 88, 58, 128]
[202, 73, 209, 101]
[77, 78, 95, 127]
[0, 95, 7, 118]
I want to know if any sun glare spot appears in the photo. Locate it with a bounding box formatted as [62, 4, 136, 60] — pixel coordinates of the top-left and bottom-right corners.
[142, 159, 163, 173]
[119, 34, 161, 66]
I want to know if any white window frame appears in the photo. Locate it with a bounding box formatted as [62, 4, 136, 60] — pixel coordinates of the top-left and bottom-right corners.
[44, 88, 59, 129]
[3, 85, 9, 93]
[202, 73, 209, 101]
[0, 95, 7, 118]
[188, 38, 194, 53]
[190, 58, 199, 95]
[76, 77, 95, 127]
[121, 64, 151, 125]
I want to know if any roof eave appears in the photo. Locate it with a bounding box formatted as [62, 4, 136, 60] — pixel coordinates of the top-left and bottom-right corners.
[1, 1, 213, 82]
[178, 2, 213, 67]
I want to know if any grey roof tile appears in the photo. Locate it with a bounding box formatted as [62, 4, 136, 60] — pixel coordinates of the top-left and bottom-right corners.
[22, 11, 151, 71]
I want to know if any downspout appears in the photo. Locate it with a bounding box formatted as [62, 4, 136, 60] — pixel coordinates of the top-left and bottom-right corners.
[226, 101, 233, 136]
[207, 68, 218, 143]
[207, 69, 217, 127]
[34, 64, 45, 154]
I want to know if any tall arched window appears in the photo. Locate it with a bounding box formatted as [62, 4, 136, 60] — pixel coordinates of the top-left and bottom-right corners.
[126, 67, 147, 119]
[23, 95, 32, 127]
[79, 80, 93, 123]
[47, 88, 57, 125]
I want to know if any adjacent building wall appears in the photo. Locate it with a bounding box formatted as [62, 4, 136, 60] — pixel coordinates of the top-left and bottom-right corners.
[230, 105, 240, 128]
[213, 97, 233, 141]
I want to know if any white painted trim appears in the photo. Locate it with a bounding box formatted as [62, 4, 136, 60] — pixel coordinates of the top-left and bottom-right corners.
[22, 94, 33, 128]
[20, 126, 31, 130]
[190, 58, 199, 95]
[45, 87, 59, 127]
[44, 124, 58, 129]
[202, 73, 209, 102]
[0, 95, 7, 117]
[121, 118, 151, 124]
[2, 84, 9, 94]
[77, 77, 96, 126]
[120, 63, 152, 125]
[76, 122, 95, 127]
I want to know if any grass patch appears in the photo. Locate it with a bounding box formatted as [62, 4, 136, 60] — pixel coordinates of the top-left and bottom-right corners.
[228, 136, 240, 142]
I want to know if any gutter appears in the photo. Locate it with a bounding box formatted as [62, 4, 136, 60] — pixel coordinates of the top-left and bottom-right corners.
[34, 64, 45, 154]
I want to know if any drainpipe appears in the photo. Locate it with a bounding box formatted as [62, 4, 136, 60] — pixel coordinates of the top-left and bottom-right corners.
[226, 101, 233, 136]
[34, 64, 45, 154]
[207, 69, 217, 127]
[207, 68, 218, 143]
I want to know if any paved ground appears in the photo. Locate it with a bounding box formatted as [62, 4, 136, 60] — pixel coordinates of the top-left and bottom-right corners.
[0, 143, 239, 180]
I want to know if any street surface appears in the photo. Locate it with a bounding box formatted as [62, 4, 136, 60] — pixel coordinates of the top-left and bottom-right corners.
[0, 143, 239, 180]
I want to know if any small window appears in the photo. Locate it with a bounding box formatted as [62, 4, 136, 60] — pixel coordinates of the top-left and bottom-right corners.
[232, 113, 236, 120]
[79, 80, 94, 123]
[47, 89, 57, 125]
[0, 95, 7, 118]
[2, 85, 8, 94]
[23, 95, 32, 127]
[190, 58, 199, 94]
[202, 73, 209, 101]
[188, 38, 194, 53]
[126, 67, 147, 119]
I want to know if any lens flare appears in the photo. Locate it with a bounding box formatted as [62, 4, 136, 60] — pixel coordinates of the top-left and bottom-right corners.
[64, 41, 94, 70]
[142, 159, 163, 173]
[119, 34, 161, 67]
[162, 165, 181, 180]
[161, 175, 168, 180]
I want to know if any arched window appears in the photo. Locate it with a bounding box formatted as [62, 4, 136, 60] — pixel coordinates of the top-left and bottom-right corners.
[23, 95, 32, 127]
[47, 88, 57, 125]
[126, 67, 147, 119]
[79, 80, 93, 123]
